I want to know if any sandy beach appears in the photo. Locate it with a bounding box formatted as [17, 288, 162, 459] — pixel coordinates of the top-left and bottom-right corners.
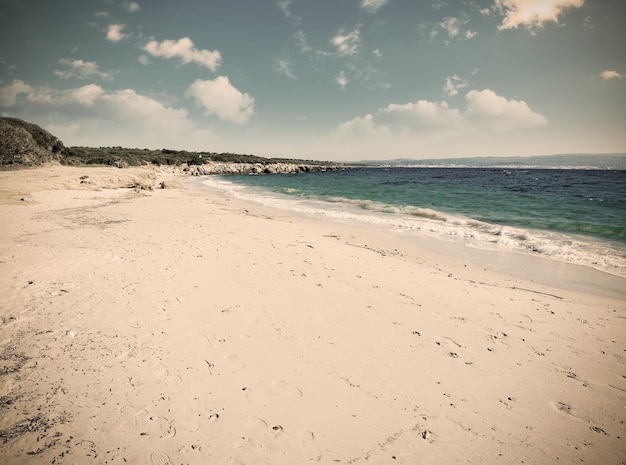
[0, 164, 624, 465]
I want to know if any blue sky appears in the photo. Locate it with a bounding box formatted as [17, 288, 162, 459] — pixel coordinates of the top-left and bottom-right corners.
[0, 0, 624, 161]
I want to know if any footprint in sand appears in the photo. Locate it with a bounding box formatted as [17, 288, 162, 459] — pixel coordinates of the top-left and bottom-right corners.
[154, 416, 177, 438]
[153, 363, 183, 386]
[299, 431, 321, 462]
[149, 451, 174, 465]
[118, 405, 137, 429]
[552, 401, 584, 422]
[225, 353, 246, 371]
[136, 410, 177, 438]
[556, 401, 573, 414]
[273, 380, 303, 397]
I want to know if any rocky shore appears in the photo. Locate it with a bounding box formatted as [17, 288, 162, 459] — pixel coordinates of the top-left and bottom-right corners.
[180, 161, 343, 176]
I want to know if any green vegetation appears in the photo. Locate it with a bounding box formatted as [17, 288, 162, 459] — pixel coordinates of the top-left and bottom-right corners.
[60, 146, 336, 167]
[1, 117, 64, 154]
[0, 117, 340, 168]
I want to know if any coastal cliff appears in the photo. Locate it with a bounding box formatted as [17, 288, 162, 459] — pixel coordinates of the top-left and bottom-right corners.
[0, 117, 65, 166]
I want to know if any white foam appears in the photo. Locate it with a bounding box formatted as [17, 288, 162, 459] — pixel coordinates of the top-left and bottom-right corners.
[200, 176, 626, 278]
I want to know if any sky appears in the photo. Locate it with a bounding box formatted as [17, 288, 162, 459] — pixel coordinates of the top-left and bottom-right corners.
[0, 0, 624, 161]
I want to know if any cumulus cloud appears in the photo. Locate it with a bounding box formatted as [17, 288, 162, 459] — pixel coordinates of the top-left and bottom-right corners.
[494, 0, 585, 32]
[331, 29, 361, 56]
[54, 59, 115, 81]
[334, 114, 391, 137]
[143, 37, 222, 71]
[600, 70, 624, 80]
[443, 75, 468, 96]
[0, 80, 217, 150]
[184, 77, 254, 125]
[333, 88, 546, 138]
[360, 0, 389, 13]
[0, 79, 34, 107]
[377, 100, 464, 132]
[106, 24, 127, 42]
[21, 84, 105, 107]
[464, 89, 548, 130]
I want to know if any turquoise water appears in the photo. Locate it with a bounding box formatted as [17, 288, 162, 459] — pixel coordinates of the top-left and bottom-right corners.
[202, 167, 626, 275]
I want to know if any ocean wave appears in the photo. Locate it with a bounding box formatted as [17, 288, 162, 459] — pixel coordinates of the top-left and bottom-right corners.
[199, 176, 626, 277]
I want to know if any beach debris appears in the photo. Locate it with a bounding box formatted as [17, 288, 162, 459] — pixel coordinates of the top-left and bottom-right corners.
[204, 360, 214, 374]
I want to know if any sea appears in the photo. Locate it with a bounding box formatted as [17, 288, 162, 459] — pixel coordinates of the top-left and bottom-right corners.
[199, 165, 626, 279]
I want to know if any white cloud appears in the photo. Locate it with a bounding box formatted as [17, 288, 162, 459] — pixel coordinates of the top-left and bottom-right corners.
[331, 29, 361, 56]
[138, 55, 150, 65]
[600, 70, 624, 80]
[0, 79, 33, 107]
[185, 77, 254, 125]
[336, 71, 348, 89]
[494, 0, 585, 32]
[425, 16, 475, 41]
[106, 24, 127, 42]
[378, 100, 464, 132]
[360, 0, 389, 13]
[126, 2, 140, 12]
[54, 58, 115, 81]
[68, 84, 106, 106]
[274, 58, 297, 79]
[277, 0, 300, 22]
[463, 89, 548, 130]
[143, 37, 222, 71]
[277, 0, 290, 16]
[443, 75, 468, 97]
[0, 80, 217, 150]
[440, 17, 463, 38]
[18, 84, 105, 107]
[439, 16, 476, 40]
[334, 88, 547, 138]
[334, 114, 391, 137]
[294, 30, 312, 54]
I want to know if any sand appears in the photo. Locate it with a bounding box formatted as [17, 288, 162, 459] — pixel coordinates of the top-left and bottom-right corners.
[0, 164, 624, 465]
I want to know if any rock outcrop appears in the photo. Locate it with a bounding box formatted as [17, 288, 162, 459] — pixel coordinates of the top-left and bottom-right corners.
[181, 162, 338, 176]
[0, 117, 65, 166]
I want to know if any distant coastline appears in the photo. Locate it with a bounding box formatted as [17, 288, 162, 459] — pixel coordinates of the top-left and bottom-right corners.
[356, 153, 626, 170]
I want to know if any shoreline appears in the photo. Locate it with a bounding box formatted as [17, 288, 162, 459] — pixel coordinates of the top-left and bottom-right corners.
[191, 174, 626, 300]
[1, 165, 624, 464]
